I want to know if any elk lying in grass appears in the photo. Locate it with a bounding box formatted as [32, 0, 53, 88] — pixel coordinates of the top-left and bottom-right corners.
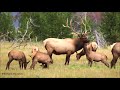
[43, 19, 90, 65]
[30, 46, 52, 69]
[111, 42, 120, 68]
[76, 42, 98, 60]
[84, 43, 109, 67]
[6, 50, 30, 70]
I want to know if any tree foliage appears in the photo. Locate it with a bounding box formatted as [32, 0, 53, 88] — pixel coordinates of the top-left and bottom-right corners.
[2, 12, 120, 46]
[0, 12, 15, 41]
[100, 12, 120, 44]
[19, 12, 72, 41]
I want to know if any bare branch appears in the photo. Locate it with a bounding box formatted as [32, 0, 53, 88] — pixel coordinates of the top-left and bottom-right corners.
[29, 17, 40, 27]
[10, 19, 30, 49]
[35, 36, 38, 42]
[28, 31, 33, 42]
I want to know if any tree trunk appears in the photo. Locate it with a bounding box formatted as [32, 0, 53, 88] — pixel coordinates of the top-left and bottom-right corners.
[93, 28, 106, 48]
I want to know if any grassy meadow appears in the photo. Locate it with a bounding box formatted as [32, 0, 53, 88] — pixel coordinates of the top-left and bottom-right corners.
[0, 41, 120, 78]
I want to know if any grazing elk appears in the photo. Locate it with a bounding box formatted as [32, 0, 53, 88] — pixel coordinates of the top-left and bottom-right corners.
[43, 19, 90, 65]
[6, 50, 30, 70]
[111, 42, 120, 68]
[84, 43, 109, 67]
[30, 46, 52, 69]
[76, 42, 98, 60]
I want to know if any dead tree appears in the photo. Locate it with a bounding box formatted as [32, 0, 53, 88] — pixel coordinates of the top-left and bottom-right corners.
[10, 17, 40, 49]
[89, 12, 106, 48]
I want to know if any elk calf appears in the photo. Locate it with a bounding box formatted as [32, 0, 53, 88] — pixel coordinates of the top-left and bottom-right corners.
[76, 42, 98, 60]
[111, 42, 120, 68]
[6, 50, 30, 70]
[30, 47, 52, 69]
[84, 43, 109, 67]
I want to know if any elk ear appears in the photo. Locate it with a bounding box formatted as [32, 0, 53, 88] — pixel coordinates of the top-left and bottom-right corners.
[35, 47, 39, 51]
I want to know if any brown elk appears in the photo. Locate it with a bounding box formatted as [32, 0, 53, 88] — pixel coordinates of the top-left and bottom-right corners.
[43, 18, 90, 65]
[111, 42, 120, 68]
[30, 46, 52, 69]
[84, 43, 109, 67]
[76, 42, 98, 60]
[6, 50, 30, 70]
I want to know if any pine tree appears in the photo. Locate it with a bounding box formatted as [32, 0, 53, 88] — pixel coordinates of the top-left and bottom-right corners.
[0, 12, 15, 41]
[101, 12, 120, 44]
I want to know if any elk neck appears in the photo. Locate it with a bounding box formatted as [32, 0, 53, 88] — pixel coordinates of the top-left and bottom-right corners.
[74, 38, 86, 52]
[84, 43, 92, 55]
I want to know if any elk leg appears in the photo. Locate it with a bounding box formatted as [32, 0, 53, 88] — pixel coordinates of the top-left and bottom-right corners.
[65, 54, 69, 65]
[101, 60, 109, 68]
[111, 56, 118, 69]
[22, 62, 24, 69]
[46, 63, 49, 68]
[46, 47, 53, 64]
[19, 61, 22, 69]
[67, 56, 70, 65]
[88, 61, 91, 66]
[87, 59, 92, 67]
[40, 63, 44, 67]
[30, 60, 34, 69]
[6, 59, 13, 70]
[43, 63, 49, 69]
[77, 50, 85, 60]
[49, 54, 53, 64]
[65, 58, 67, 65]
[89, 61, 93, 67]
[31, 61, 37, 70]
[65, 52, 71, 65]
[47, 52, 53, 64]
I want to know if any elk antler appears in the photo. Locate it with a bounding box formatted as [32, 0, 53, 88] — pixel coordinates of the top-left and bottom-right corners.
[63, 18, 81, 37]
[81, 12, 91, 34]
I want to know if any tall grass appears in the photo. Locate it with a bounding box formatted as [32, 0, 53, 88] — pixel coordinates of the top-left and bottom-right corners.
[0, 41, 120, 78]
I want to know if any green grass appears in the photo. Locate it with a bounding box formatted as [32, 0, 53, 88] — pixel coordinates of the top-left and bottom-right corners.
[0, 41, 120, 78]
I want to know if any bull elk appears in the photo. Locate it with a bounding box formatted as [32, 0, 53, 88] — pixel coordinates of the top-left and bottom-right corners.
[111, 42, 120, 68]
[6, 50, 30, 70]
[43, 18, 90, 65]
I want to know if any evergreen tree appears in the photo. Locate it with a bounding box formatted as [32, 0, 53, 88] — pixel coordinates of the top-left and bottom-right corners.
[100, 12, 120, 44]
[0, 12, 15, 41]
[19, 12, 72, 41]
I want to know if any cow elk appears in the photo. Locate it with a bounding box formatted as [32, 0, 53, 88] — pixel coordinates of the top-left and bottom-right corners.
[111, 42, 120, 68]
[76, 42, 98, 60]
[84, 43, 109, 68]
[43, 18, 90, 65]
[6, 50, 30, 70]
[30, 46, 52, 69]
